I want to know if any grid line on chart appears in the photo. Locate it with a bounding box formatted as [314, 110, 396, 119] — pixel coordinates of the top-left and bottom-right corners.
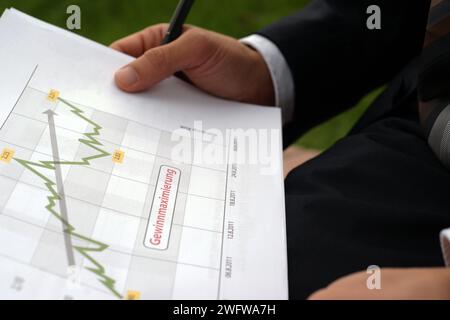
[85, 115, 130, 298]
[10, 112, 227, 174]
[216, 131, 232, 299]
[0, 66, 40, 216]
[0, 138, 226, 202]
[0, 65, 38, 131]
[29, 86, 227, 149]
[168, 123, 196, 299]
[0, 137, 157, 185]
[1, 213, 221, 272]
[0, 171, 225, 245]
[0, 171, 225, 218]
[0, 251, 113, 297]
[0, 114, 53, 217]
[122, 142, 164, 294]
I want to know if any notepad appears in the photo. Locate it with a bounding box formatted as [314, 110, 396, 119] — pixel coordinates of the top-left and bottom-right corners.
[0, 8, 288, 300]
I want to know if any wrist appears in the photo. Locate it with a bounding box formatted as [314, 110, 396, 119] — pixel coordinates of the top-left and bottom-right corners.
[246, 46, 276, 106]
[240, 34, 295, 122]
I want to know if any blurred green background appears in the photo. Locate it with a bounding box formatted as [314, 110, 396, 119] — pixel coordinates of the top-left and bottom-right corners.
[0, 0, 381, 150]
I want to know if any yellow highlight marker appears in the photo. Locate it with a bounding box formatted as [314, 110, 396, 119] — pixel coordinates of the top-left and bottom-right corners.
[125, 290, 141, 300]
[112, 150, 125, 164]
[47, 89, 60, 102]
[0, 148, 15, 164]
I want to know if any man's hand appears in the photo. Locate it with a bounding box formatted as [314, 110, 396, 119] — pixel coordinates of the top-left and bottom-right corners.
[111, 24, 275, 106]
[309, 268, 450, 300]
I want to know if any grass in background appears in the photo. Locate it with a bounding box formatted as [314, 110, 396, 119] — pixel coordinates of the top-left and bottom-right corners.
[0, 0, 381, 150]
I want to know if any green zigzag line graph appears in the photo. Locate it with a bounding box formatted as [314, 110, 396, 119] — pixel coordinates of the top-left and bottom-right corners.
[13, 97, 122, 299]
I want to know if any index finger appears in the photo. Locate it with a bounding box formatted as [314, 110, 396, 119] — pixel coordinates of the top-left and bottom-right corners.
[110, 23, 168, 57]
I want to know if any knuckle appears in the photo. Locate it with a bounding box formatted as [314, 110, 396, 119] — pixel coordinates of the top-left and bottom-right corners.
[186, 29, 214, 54]
[188, 29, 208, 44]
[143, 47, 169, 71]
[149, 23, 170, 37]
[141, 24, 170, 46]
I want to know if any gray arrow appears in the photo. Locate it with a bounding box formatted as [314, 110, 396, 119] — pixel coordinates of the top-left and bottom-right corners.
[43, 109, 76, 267]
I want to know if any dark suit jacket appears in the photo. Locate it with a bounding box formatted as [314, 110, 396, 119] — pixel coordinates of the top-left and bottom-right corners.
[251, 1, 450, 300]
[257, 0, 430, 146]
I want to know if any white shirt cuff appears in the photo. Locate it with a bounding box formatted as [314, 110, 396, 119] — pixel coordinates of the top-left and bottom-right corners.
[441, 228, 450, 266]
[241, 34, 295, 124]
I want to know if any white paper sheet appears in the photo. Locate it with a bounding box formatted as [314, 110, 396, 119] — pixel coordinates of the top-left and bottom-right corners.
[0, 9, 288, 300]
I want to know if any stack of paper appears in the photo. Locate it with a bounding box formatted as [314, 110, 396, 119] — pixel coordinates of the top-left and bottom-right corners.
[0, 8, 287, 300]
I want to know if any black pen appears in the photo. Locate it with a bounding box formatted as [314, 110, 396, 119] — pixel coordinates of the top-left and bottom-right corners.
[161, 0, 195, 45]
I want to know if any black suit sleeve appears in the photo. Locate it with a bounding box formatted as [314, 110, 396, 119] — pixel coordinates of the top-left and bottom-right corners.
[257, 0, 430, 145]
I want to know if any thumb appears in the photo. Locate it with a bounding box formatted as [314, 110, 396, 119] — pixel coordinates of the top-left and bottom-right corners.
[115, 31, 208, 92]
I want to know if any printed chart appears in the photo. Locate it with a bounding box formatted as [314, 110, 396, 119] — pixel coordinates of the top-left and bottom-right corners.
[0, 86, 229, 299]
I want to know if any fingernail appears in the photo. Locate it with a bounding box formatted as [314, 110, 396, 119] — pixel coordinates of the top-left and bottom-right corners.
[116, 66, 139, 87]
